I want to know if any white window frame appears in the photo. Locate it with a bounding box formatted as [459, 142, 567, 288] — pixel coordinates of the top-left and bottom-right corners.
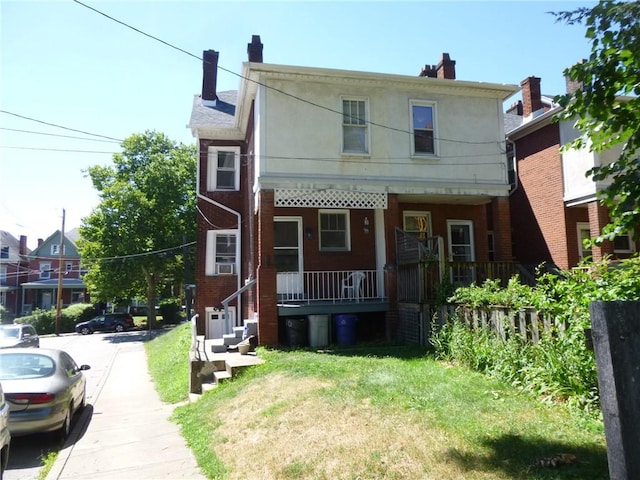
[0, 265, 6, 282]
[65, 262, 73, 273]
[51, 244, 65, 256]
[410, 100, 438, 157]
[207, 146, 240, 191]
[403, 211, 433, 240]
[341, 97, 370, 155]
[40, 261, 51, 279]
[613, 231, 636, 254]
[577, 223, 592, 260]
[205, 230, 239, 276]
[319, 209, 351, 252]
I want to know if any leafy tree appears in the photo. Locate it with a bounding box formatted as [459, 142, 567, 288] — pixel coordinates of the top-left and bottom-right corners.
[553, 1, 640, 244]
[79, 131, 196, 328]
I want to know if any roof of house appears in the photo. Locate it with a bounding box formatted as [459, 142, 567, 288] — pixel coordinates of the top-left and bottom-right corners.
[188, 90, 238, 130]
[0, 230, 28, 262]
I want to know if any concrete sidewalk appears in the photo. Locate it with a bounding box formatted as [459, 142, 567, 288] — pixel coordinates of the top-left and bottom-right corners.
[47, 342, 206, 480]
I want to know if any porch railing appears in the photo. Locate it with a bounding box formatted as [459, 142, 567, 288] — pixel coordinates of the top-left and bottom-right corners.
[278, 270, 381, 304]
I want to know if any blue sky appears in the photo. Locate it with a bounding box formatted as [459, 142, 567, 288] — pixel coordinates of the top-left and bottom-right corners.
[1, 0, 594, 249]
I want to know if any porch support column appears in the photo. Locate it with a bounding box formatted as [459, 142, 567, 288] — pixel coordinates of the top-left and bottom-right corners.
[383, 194, 400, 341]
[588, 201, 613, 262]
[374, 208, 386, 299]
[491, 197, 513, 261]
[256, 191, 279, 346]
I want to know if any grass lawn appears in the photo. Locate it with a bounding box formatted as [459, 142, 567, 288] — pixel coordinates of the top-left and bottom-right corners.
[147, 323, 608, 480]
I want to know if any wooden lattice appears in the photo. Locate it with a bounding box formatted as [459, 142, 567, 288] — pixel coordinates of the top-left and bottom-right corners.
[274, 189, 387, 209]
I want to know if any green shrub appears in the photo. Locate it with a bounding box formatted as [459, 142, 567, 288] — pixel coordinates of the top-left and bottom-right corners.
[158, 298, 182, 325]
[16, 303, 97, 335]
[432, 255, 640, 417]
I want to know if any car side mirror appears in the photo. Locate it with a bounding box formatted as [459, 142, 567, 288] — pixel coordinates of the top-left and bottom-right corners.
[79, 365, 91, 371]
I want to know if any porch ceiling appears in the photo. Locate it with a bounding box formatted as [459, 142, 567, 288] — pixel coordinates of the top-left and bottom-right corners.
[278, 300, 389, 317]
[397, 193, 493, 205]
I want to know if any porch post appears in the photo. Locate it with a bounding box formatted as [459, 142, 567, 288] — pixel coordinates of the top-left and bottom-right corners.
[383, 194, 400, 341]
[374, 208, 386, 298]
[491, 197, 513, 261]
[256, 191, 279, 346]
[588, 201, 614, 261]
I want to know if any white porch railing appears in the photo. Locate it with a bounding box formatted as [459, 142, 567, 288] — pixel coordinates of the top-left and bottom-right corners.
[278, 270, 382, 304]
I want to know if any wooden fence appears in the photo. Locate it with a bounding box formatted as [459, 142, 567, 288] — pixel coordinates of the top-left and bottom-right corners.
[436, 304, 563, 343]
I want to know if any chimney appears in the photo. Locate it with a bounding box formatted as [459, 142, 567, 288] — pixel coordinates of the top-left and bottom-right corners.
[565, 59, 585, 94]
[37, 238, 43, 247]
[419, 65, 437, 78]
[521, 76, 542, 117]
[506, 100, 523, 116]
[202, 49, 219, 103]
[19, 235, 27, 255]
[436, 53, 456, 80]
[247, 35, 263, 63]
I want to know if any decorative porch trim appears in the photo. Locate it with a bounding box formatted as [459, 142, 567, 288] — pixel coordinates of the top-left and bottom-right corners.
[275, 188, 387, 209]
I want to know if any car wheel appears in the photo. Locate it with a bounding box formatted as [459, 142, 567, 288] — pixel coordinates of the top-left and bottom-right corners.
[80, 327, 90, 335]
[59, 406, 71, 441]
[114, 324, 124, 333]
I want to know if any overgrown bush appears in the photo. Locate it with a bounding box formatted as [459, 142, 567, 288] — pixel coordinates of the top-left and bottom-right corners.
[16, 303, 97, 335]
[432, 255, 640, 416]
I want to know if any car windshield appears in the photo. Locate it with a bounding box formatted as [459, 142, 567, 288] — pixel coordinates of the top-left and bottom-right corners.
[0, 353, 56, 380]
[0, 326, 20, 339]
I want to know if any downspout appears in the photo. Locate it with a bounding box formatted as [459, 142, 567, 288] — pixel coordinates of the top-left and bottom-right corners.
[196, 141, 242, 333]
[506, 137, 519, 196]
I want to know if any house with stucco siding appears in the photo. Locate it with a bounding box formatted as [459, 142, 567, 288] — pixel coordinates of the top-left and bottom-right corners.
[188, 36, 519, 347]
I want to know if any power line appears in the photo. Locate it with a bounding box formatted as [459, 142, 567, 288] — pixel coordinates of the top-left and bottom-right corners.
[0, 127, 122, 144]
[0, 110, 123, 142]
[71, 0, 508, 148]
[0, 146, 117, 154]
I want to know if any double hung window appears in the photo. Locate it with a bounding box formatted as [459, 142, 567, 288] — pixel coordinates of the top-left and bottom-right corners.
[40, 262, 51, 280]
[342, 98, 369, 154]
[205, 230, 238, 275]
[207, 147, 240, 191]
[410, 101, 437, 156]
[319, 210, 350, 252]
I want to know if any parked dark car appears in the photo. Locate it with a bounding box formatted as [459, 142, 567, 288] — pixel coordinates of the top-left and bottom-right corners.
[75, 313, 135, 335]
[0, 324, 40, 349]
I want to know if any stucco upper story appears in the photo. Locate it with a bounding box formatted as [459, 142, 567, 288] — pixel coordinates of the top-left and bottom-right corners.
[190, 61, 519, 204]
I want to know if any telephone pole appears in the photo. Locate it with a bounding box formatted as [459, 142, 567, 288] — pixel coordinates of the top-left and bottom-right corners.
[55, 209, 66, 336]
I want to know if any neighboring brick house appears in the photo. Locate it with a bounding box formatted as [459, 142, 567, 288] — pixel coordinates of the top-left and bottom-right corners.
[506, 76, 638, 271]
[0, 231, 29, 319]
[20, 230, 88, 315]
[188, 36, 518, 346]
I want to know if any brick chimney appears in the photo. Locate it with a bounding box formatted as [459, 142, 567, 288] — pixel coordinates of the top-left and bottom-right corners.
[19, 235, 27, 255]
[202, 49, 219, 103]
[521, 76, 542, 117]
[436, 53, 456, 80]
[247, 35, 263, 63]
[506, 100, 523, 116]
[419, 65, 437, 78]
[565, 59, 585, 94]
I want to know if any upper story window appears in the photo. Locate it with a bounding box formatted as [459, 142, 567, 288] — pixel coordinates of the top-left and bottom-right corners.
[410, 100, 437, 156]
[207, 147, 240, 191]
[0, 265, 7, 282]
[319, 210, 350, 252]
[66, 262, 73, 274]
[40, 262, 51, 279]
[205, 230, 238, 276]
[51, 244, 65, 256]
[342, 98, 369, 155]
[0, 246, 8, 259]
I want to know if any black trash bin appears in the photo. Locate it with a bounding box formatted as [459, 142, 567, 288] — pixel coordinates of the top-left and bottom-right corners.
[285, 317, 308, 347]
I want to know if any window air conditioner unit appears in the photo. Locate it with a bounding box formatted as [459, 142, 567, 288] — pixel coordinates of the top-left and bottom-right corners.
[216, 263, 235, 275]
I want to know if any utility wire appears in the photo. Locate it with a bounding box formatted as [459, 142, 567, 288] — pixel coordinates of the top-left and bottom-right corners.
[0, 127, 122, 143]
[72, 0, 508, 147]
[0, 146, 117, 154]
[0, 110, 123, 142]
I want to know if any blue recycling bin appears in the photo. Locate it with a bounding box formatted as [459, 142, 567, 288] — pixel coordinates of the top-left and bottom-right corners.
[334, 314, 357, 346]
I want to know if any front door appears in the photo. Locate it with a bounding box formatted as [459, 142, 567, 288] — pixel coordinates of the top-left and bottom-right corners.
[41, 292, 52, 310]
[274, 217, 303, 298]
[447, 220, 475, 285]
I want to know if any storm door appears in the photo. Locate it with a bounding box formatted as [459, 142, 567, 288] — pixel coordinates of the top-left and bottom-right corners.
[447, 220, 475, 285]
[274, 217, 303, 298]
